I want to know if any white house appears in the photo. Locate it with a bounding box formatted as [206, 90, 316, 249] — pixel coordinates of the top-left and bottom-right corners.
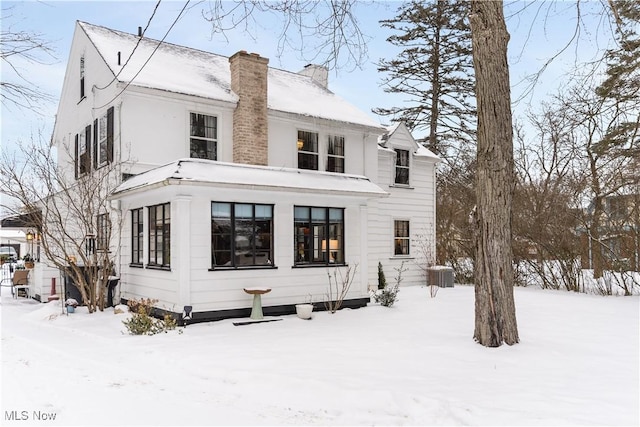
[25, 21, 439, 321]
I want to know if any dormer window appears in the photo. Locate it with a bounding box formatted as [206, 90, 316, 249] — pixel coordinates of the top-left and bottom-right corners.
[80, 55, 85, 99]
[394, 149, 410, 185]
[297, 130, 318, 170]
[190, 113, 217, 160]
[327, 135, 344, 173]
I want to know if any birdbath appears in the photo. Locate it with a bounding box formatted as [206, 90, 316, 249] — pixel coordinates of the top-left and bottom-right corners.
[243, 287, 271, 320]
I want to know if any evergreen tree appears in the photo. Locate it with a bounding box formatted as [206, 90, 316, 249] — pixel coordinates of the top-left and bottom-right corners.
[376, 0, 478, 272]
[375, 0, 476, 157]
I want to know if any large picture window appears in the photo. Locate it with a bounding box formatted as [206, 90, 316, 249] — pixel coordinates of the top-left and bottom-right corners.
[297, 130, 318, 170]
[327, 135, 345, 173]
[190, 113, 217, 160]
[211, 202, 273, 268]
[131, 208, 143, 265]
[149, 203, 170, 268]
[395, 149, 410, 185]
[394, 220, 410, 256]
[294, 206, 344, 265]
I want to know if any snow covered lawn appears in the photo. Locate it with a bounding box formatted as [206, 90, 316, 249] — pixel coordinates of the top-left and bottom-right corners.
[1, 284, 638, 426]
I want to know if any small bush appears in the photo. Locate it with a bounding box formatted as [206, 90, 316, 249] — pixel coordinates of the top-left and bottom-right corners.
[373, 286, 399, 307]
[122, 298, 177, 335]
[373, 261, 407, 307]
[378, 262, 387, 290]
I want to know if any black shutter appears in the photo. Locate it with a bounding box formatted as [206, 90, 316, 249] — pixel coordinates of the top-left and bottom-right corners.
[93, 119, 98, 169]
[107, 107, 114, 163]
[74, 134, 79, 179]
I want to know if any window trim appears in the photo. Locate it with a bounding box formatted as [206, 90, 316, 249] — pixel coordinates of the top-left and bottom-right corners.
[96, 213, 110, 251]
[294, 206, 345, 266]
[297, 130, 319, 171]
[211, 201, 275, 270]
[148, 203, 171, 269]
[394, 149, 410, 186]
[189, 112, 218, 160]
[326, 134, 345, 173]
[393, 219, 411, 257]
[79, 54, 85, 100]
[131, 208, 144, 267]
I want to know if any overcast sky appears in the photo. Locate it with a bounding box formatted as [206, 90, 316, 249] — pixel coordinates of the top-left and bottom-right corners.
[1, 0, 617, 150]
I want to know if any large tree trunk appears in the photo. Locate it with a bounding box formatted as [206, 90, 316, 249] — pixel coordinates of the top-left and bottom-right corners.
[470, 0, 519, 346]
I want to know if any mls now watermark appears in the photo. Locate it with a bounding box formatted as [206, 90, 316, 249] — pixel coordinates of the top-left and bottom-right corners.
[5, 410, 58, 422]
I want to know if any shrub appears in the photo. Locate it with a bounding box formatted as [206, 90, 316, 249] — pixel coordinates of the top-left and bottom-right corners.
[377, 262, 387, 290]
[122, 298, 178, 335]
[373, 261, 407, 307]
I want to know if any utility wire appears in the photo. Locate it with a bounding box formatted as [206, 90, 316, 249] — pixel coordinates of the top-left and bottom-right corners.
[94, 0, 162, 91]
[93, 0, 191, 110]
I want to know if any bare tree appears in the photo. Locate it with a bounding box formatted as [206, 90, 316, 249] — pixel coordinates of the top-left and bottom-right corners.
[469, 0, 519, 347]
[0, 134, 123, 313]
[1, 6, 56, 112]
[513, 104, 583, 292]
[202, 0, 368, 71]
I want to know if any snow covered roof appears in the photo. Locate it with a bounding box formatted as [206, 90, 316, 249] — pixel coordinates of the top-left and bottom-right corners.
[378, 123, 440, 161]
[111, 159, 388, 197]
[79, 21, 383, 129]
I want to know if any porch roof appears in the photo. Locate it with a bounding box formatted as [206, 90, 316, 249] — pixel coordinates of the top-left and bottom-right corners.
[111, 159, 388, 198]
[0, 211, 42, 229]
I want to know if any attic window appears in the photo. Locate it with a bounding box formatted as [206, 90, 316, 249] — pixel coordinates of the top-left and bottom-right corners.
[80, 55, 85, 99]
[394, 149, 410, 185]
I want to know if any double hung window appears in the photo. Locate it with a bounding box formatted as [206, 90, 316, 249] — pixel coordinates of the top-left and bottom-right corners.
[297, 130, 318, 170]
[294, 206, 344, 265]
[131, 208, 144, 265]
[327, 135, 345, 173]
[80, 55, 85, 99]
[211, 202, 273, 268]
[190, 113, 217, 160]
[394, 220, 410, 256]
[149, 203, 171, 268]
[394, 149, 410, 185]
[96, 213, 110, 251]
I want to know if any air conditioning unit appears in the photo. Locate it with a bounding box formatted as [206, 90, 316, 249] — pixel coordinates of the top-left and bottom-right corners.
[427, 266, 454, 288]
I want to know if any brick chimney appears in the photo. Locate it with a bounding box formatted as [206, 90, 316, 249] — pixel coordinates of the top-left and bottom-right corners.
[229, 51, 269, 166]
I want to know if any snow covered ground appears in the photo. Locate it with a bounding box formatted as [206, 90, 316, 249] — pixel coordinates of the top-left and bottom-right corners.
[1, 282, 638, 426]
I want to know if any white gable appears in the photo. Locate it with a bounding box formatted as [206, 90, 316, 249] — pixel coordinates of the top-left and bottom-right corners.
[378, 122, 440, 161]
[80, 21, 382, 129]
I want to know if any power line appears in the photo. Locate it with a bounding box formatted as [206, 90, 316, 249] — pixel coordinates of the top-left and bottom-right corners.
[94, 0, 163, 91]
[93, 0, 191, 111]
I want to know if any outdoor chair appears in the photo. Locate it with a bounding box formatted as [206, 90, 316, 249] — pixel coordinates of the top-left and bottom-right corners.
[0, 269, 31, 299]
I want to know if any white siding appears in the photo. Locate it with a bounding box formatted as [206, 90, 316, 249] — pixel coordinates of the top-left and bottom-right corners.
[117, 183, 373, 313]
[368, 126, 438, 288]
